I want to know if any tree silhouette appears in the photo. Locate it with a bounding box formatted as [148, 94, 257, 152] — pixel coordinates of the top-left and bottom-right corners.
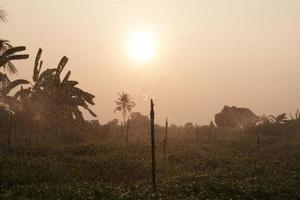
[28, 48, 97, 125]
[0, 8, 7, 22]
[0, 76, 30, 112]
[1, 48, 97, 143]
[0, 72, 30, 146]
[0, 10, 28, 74]
[0, 8, 30, 139]
[114, 92, 135, 144]
[215, 106, 258, 128]
[114, 92, 136, 126]
[0, 47, 30, 112]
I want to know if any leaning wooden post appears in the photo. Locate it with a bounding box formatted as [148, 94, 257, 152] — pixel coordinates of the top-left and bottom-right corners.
[163, 117, 168, 161]
[150, 99, 156, 192]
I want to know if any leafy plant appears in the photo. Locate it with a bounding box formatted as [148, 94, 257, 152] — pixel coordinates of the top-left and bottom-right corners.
[0, 77, 30, 113]
[28, 48, 97, 124]
[0, 45, 29, 74]
[0, 10, 29, 74]
[267, 113, 288, 124]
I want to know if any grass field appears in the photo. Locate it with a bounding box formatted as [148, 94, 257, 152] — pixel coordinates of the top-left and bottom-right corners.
[0, 131, 299, 199]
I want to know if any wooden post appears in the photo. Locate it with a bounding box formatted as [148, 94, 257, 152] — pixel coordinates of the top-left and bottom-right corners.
[195, 123, 198, 141]
[213, 127, 217, 163]
[257, 126, 260, 151]
[7, 112, 13, 147]
[163, 117, 168, 161]
[150, 99, 156, 192]
[126, 117, 129, 144]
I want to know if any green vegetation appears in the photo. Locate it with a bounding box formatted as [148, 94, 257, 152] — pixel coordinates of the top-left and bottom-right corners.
[0, 129, 299, 199]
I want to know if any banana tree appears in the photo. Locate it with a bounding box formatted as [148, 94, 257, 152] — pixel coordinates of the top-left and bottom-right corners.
[29, 48, 97, 124]
[0, 9, 29, 73]
[0, 45, 29, 73]
[0, 75, 30, 147]
[0, 69, 30, 108]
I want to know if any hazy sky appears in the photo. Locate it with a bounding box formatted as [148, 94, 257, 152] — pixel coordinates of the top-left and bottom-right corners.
[1, 0, 300, 125]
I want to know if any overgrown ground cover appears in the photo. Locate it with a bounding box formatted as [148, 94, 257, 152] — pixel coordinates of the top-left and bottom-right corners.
[0, 131, 299, 199]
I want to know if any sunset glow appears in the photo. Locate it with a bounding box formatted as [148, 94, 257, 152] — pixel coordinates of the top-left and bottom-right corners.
[1, 1, 300, 198]
[127, 29, 155, 63]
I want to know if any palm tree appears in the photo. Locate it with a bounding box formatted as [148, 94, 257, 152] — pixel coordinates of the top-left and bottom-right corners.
[114, 92, 136, 126]
[0, 8, 7, 22]
[114, 92, 135, 143]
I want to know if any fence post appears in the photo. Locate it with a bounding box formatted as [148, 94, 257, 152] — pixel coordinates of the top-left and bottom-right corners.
[7, 112, 13, 147]
[150, 99, 156, 192]
[163, 117, 168, 161]
[126, 117, 129, 144]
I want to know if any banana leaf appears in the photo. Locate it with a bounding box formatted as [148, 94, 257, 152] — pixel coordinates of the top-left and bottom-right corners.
[1, 79, 30, 95]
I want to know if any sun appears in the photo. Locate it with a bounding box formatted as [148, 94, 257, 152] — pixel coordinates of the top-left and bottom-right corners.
[127, 29, 156, 63]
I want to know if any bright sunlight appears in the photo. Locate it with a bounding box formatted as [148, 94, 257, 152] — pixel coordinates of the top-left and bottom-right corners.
[127, 29, 156, 63]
